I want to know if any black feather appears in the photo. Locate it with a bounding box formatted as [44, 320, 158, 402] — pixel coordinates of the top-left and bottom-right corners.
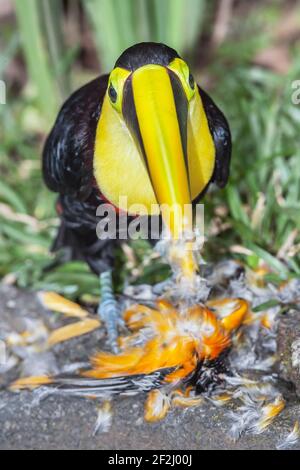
[199, 87, 232, 188]
[38, 368, 175, 399]
[115, 42, 179, 71]
[42, 75, 108, 200]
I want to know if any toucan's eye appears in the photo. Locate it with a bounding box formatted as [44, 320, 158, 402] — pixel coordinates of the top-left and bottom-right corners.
[108, 84, 117, 103]
[189, 73, 195, 90]
[107, 67, 131, 112]
[168, 58, 196, 101]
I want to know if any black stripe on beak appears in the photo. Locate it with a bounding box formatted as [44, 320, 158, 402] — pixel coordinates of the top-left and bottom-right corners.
[122, 76, 150, 175]
[168, 68, 189, 179]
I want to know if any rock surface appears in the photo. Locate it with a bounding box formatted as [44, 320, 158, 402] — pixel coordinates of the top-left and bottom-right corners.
[1, 284, 300, 450]
[277, 309, 300, 398]
[1, 389, 300, 450]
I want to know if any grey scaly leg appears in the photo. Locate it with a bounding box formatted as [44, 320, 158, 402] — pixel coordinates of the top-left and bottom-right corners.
[98, 270, 123, 353]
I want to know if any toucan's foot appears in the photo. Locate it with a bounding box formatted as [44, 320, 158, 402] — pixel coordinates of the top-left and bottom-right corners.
[98, 298, 124, 353]
[98, 271, 125, 353]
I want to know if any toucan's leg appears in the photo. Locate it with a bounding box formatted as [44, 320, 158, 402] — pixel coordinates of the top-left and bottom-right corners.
[98, 270, 124, 353]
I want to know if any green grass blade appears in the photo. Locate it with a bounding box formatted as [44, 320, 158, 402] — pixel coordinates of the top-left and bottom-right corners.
[151, 0, 206, 53]
[226, 186, 250, 226]
[152, 0, 168, 43]
[114, 0, 137, 48]
[14, 0, 59, 120]
[136, 0, 152, 42]
[39, 0, 71, 99]
[183, 0, 206, 52]
[84, 0, 206, 67]
[84, 0, 123, 71]
[248, 242, 289, 278]
[0, 181, 27, 214]
[164, 0, 186, 52]
[252, 299, 280, 312]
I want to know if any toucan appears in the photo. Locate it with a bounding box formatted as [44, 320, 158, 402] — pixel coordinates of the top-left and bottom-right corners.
[42, 42, 231, 352]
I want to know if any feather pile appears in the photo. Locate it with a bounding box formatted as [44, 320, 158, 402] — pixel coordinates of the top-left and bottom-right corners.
[6, 261, 300, 445]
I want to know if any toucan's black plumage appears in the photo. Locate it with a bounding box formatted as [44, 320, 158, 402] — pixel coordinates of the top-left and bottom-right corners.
[42, 42, 231, 276]
[199, 88, 231, 188]
[115, 42, 178, 71]
[43, 75, 115, 274]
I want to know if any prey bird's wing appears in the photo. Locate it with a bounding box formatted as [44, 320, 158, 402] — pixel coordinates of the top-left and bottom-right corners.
[42, 75, 109, 201]
[199, 87, 232, 189]
[39, 369, 174, 399]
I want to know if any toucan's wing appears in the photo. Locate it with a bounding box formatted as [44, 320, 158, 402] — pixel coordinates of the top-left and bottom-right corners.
[199, 87, 232, 188]
[42, 75, 109, 201]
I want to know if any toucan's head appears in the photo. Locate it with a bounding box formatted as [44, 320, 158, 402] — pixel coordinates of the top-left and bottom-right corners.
[94, 43, 215, 239]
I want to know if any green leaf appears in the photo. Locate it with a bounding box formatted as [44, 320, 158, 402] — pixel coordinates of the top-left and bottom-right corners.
[0, 181, 27, 213]
[226, 186, 250, 226]
[253, 299, 280, 312]
[247, 242, 289, 278]
[14, 0, 59, 119]
[84, 0, 123, 71]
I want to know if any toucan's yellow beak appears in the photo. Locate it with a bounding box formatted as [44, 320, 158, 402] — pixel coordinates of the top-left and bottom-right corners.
[95, 60, 216, 279]
[132, 65, 192, 240]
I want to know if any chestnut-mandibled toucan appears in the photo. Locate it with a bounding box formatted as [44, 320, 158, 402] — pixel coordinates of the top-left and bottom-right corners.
[43, 43, 231, 352]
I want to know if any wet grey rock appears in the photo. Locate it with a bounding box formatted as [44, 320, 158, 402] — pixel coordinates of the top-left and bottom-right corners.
[277, 309, 300, 397]
[0, 283, 300, 450]
[21, 351, 59, 377]
[0, 389, 300, 450]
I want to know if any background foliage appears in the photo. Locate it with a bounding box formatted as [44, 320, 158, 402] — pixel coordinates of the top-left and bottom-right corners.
[0, 0, 300, 299]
